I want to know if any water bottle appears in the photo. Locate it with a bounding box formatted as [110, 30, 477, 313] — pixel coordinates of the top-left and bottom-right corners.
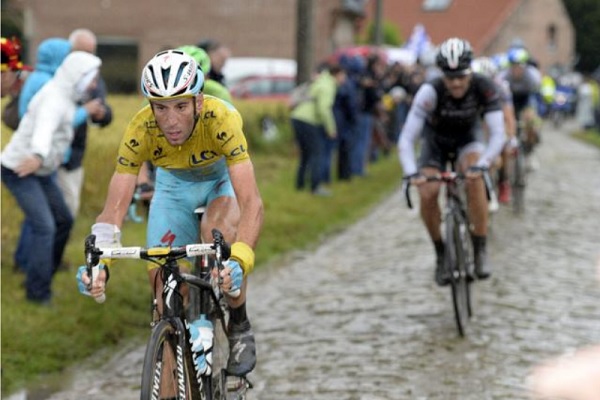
[188, 315, 214, 376]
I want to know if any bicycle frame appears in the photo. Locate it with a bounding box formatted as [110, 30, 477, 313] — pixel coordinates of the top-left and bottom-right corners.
[403, 165, 492, 336]
[84, 229, 234, 399]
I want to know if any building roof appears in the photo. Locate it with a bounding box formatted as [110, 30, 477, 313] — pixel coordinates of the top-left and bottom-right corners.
[366, 0, 521, 53]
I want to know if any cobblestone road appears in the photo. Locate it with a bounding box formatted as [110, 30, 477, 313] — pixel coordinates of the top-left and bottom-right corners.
[13, 121, 600, 399]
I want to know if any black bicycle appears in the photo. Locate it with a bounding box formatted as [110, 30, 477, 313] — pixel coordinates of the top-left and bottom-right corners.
[403, 166, 493, 336]
[508, 121, 529, 214]
[84, 229, 251, 400]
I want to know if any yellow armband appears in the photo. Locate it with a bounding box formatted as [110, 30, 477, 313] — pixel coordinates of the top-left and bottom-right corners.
[230, 241, 255, 276]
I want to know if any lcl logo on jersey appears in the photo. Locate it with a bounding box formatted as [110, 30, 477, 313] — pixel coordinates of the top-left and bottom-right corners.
[190, 150, 218, 165]
[204, 110, 216, 119]
[229, 145, 246, 157]
[117, 156, 139, 168]
[125, 139, 140, 154]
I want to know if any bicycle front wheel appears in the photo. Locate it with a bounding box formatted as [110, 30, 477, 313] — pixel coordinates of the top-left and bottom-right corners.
[140, 319, 201, 400]
[445, 212, 472, 337]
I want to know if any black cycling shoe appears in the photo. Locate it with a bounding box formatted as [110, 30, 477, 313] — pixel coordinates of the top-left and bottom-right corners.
[435, 256, 450, 286]
[227, 321, 256, 377]
[473, 235, 492, 280]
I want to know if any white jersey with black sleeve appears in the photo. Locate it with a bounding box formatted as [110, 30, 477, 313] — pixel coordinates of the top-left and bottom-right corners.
[398, 73, 505, 176]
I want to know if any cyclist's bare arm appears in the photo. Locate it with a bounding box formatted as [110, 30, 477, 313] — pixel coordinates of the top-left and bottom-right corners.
[228, 160, 264, 249]
[96, 171, 138, 227]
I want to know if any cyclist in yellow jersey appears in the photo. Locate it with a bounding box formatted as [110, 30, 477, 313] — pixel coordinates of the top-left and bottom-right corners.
[77, 49, 264, 378]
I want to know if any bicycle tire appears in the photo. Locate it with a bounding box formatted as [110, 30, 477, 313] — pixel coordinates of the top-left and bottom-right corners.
[140, 319, 202, 400]
[512, 145, 527, 214]
[445, 212, 472, 337]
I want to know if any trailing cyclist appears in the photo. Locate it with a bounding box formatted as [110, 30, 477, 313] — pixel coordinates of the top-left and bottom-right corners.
[471, 56, 517, 204]
[398, 38, 505, 286]
[77, 49, 264, 379]
[497, 47, 542, 164]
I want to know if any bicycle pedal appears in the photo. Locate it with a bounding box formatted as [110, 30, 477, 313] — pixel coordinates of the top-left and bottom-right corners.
[226, 375, 253, 397]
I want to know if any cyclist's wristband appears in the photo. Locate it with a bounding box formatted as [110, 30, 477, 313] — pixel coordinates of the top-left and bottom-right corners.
[230, 241, 255, 276]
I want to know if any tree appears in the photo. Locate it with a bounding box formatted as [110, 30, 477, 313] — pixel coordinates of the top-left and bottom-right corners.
[562, 0, 600, 72]
[360, 20, 403, 46]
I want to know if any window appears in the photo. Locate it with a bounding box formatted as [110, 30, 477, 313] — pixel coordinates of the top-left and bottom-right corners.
[547, 23, 557, 51]
[422, 0, 452, 11]
[97, 39, 138, 93]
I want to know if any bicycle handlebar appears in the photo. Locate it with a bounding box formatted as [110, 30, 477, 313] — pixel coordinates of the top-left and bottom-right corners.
[84, 228, 231, 303]
[402, 167, 495, 209]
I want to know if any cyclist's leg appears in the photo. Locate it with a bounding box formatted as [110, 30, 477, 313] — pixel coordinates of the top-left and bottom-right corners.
[418, 166, 443, 242]
[458, 142, 492, 279]
[202, 181, 248, 308]
[204, 177, 256, 377]
[417, 132, 446, 285]
[458, 145, 488, 236]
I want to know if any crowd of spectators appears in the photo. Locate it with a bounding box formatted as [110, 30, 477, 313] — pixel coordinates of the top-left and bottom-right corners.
[1, 30, 112, 306]
[290, 50, 428, 196]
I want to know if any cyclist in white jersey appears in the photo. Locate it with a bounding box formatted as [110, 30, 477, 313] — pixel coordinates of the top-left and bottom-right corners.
[398, 38, 505, 286]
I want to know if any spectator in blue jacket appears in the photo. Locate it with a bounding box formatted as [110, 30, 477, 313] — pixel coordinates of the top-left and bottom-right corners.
[18, 38, 71, 119]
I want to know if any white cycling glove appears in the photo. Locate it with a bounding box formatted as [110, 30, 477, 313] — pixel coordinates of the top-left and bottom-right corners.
[222, 259, 243, 298]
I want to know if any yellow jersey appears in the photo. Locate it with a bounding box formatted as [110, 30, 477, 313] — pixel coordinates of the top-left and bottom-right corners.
[116, 95, 249, 178]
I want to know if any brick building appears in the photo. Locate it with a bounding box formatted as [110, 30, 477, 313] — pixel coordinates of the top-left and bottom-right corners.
[4, 0, 575, 91]
[6, 0, 366, 91]
[365, 0, 575, 73]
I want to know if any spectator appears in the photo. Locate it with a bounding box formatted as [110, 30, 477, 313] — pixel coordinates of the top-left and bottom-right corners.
[290, 63, 342, 196]
[197, 39, 231, 86]
[58, 28, 113, 219]
[334, 55, 361, 181]
[14, 36, 104, 273]
[321, 65, 347, 187]
[1, 37, 23, 99]
[1, 36, 31, 129]
[18, 38, 71, 119]
[353, 53, 385, 177]
[1, 51, 102, 305]
[12, 38, 72, 273]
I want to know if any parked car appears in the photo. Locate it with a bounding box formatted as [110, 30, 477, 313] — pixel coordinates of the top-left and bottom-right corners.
[223, 57, 296, 85]
[229, 74, 296, 101]
[223, 57, 296, 101]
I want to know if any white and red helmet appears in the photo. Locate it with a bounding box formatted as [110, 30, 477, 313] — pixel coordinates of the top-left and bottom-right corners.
[140, 49, 204, 99]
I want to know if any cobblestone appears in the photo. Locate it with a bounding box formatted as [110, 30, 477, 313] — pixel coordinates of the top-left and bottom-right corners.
[13, 121, 600, 399]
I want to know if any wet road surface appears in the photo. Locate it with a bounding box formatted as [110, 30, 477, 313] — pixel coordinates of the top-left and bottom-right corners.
[12, 121, 600, 399]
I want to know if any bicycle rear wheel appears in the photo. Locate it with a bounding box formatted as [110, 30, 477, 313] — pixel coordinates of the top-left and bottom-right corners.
[512, 145, 527, 214]
[445, 212, 472, 337]
[140, 319, 201, 400]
